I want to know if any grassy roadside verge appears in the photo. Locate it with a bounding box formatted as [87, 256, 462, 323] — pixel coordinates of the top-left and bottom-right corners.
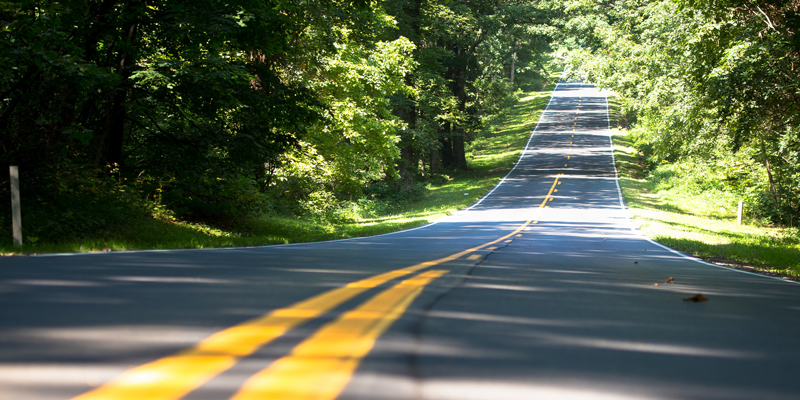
[609, 101, 800, 279]
[1, 80, 558, 255]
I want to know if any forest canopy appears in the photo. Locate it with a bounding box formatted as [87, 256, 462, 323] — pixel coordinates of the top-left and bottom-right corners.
[1, 0, 798, 243]
[1, 0, 560, 240]
[563, 0, 800, 223]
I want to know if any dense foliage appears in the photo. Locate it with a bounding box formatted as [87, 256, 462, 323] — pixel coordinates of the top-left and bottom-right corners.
[1, 0, 561, 241]
[564, 0, 800, 224]
[4, 0, 798, 246]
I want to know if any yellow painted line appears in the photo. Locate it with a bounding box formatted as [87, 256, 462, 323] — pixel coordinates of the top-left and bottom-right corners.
[73, 175, 562, 400]
[516, 234, 523, 237]
[504, 240, 513, 243]
[71, 269, 416, 400]
[436, 175, 558, 255]
[565, 164, 568, 167]
[488, 246, 498, 250]
[229, 270, 449, 400]
[467, 254, 481, 260]
[567, 156, 570, 159]
[554, 189, 558, 193]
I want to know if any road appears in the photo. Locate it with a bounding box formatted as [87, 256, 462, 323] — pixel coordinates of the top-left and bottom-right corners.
[2, 81, 800, 400]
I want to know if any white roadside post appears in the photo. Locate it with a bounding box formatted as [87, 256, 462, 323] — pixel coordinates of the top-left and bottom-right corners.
[10, 166, 22, 246]
[737, 200, 743, 226]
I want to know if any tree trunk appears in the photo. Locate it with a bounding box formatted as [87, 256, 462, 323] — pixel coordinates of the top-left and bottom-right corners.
[760, 136, 780, 209]
[451, 60, 469, 171]
[429, 145, 442, 174]
[392, 0, 422, 192]
[396, 143, 416, 191]
[452, 132, 468, 170]
[510, 55, 516, 84]
[511, 40, 518, 84]
[105, 85, 129, 166]
[440, 135, 453, 168]
[95, 5, 139, 167]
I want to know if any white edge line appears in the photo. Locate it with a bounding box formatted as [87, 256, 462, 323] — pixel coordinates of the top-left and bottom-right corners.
[464, 81, 563, 211]
[603, 94, 798, 285]
[29, 79, 567, 258]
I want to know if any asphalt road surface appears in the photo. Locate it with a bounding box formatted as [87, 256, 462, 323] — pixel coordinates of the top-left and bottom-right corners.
[3, 81, 800, 400]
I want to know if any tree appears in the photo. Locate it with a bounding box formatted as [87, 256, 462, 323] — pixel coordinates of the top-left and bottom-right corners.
[386, 0, 560, 188]
[564, 0, 800, 222]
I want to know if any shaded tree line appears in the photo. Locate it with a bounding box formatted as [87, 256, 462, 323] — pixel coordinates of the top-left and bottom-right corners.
[564, 0, 800, 223]
[0, 0, 561, 240]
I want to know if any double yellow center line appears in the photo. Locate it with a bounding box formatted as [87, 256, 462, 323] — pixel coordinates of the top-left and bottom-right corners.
[230, 270, 449, 400]
[74, 176, 562, 400]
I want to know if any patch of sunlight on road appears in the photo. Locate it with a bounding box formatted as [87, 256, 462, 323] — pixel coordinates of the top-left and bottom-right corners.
[5, 325, 213, 349]
[426, 310, 622, 328]
[0, 363, 121, 395]
[531, 332, 764, 358]
[441, 208, 538, 223]
[422, 380, 653, 400]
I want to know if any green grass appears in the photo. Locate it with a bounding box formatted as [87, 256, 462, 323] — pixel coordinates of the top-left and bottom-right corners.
[1, 79, 559, 255]
[468, 90, 552, 172]
[611, 122, 800, 279]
